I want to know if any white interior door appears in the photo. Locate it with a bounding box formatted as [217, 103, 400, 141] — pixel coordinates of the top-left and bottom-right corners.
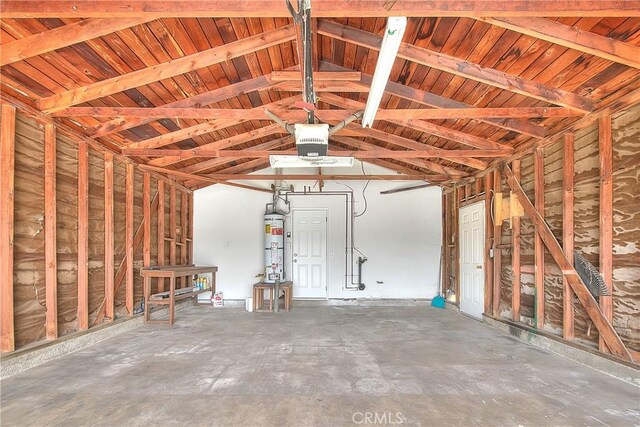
[459, 201, 485, 319]
[292, 209, 327, 298]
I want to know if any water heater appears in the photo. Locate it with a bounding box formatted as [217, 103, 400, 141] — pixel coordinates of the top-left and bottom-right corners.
[264, 213, 285, 283]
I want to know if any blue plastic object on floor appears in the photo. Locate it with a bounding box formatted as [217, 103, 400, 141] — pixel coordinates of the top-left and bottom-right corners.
[431, 295, 446, 309]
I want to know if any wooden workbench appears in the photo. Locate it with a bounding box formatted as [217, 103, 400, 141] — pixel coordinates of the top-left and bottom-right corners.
[141, 265, 218, 325]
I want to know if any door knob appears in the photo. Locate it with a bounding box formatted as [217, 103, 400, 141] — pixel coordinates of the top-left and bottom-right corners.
[293, 259, 297, 263]
[476, 265, 483, 269]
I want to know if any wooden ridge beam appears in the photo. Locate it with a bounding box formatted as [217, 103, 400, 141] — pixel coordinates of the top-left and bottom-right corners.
[320, 92, 515, 154]
[3, 1, 639, 18]
[1, 17, 153, 66]
[44, 124, 58, 339]
[478, 17, 640, 69]
[318, 20, 596, 113]
[0, 104, 16, 352]
[270, 70, 361, 81]
[123, 147, 513, 159]
[37, 24, 296, 113]
[501, 163, 632, 361]
[89, 75, 274, 138]
[54, 106, 579, 120]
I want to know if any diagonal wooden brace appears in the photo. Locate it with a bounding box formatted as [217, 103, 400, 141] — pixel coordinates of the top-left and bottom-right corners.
[501, 163, 632, 361]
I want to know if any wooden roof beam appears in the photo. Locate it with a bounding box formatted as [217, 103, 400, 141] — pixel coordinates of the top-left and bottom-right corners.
[125, 96, 297, 150]
[147, 124, 288, 167]
[36, 24, 296, 113]
[122, 148, 513, 159]
[330, 135, 465, 178]
[320, 61, 547, 138]
[193, 173, 441, 181]
[89, 74, 275, 138]
[478, 17, 640, 69]
[140, 165, 273, 193]
[3, 1, 639, 18]
[344, 124, 489, 170]
[321, 92, 515, 153]
[1, 18, 154, 66]
[318, 20, 596, 113]
[54, 106, 580, 120]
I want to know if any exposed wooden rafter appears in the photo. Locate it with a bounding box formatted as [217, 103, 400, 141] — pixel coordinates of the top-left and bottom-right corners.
[478, 17, 640, 69]
[36, 25, 296, 112]
[1, 17, 154, 66]
[321, 61, 548, 138]
[317, 20, 596, 113]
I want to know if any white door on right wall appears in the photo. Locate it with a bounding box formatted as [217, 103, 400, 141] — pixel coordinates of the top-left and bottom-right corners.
[459, 201, 485, 319]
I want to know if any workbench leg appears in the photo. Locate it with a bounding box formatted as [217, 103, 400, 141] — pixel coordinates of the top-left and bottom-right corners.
[169, 277, 176, 326]
[143, 277, 150, 323]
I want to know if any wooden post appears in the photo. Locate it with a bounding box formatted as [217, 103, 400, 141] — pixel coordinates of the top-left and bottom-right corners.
[170, 185, 177, 268]
[77, 141, 89, 330]
[125, 163, 134, 315]
[599, 114, 613, 352]
[44, 124, 58, 339]
[188, 193, 194, 264]
[442, 192, 448, 296]
[534, 147, 545, 329]
[104, 153, 114, 321]
[492, 170, 502, 317]
[484, 174, 493, 315]
[157, 180, 165, 292]
[1, 104, 16, 352]
[563, 133, 575, 340]
[502, 163, 632, 361]
[143, 173, 151, 267]
[511, 160, 521, 322]
[180, 190, 188, 287]
[453, 188, 460, 304]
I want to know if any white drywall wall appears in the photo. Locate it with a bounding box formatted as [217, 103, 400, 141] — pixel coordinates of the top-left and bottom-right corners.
[194, 161, 442, 299]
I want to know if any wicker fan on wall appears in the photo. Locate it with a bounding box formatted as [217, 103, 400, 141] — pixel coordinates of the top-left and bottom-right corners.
[574, 251, 610, 299]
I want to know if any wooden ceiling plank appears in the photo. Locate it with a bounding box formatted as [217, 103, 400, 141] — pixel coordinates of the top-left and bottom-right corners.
[317, 19, 596, 113]
[1, 17, 155, 67]
[321, 61, 547, 138]
[89, 74, 274, 137]
[479, 17, 640, 69]
[3, 1, 639, 18]
[36, 24, 296, 113]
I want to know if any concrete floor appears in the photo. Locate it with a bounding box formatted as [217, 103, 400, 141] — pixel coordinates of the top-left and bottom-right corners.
[1, 305, 639, 426]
